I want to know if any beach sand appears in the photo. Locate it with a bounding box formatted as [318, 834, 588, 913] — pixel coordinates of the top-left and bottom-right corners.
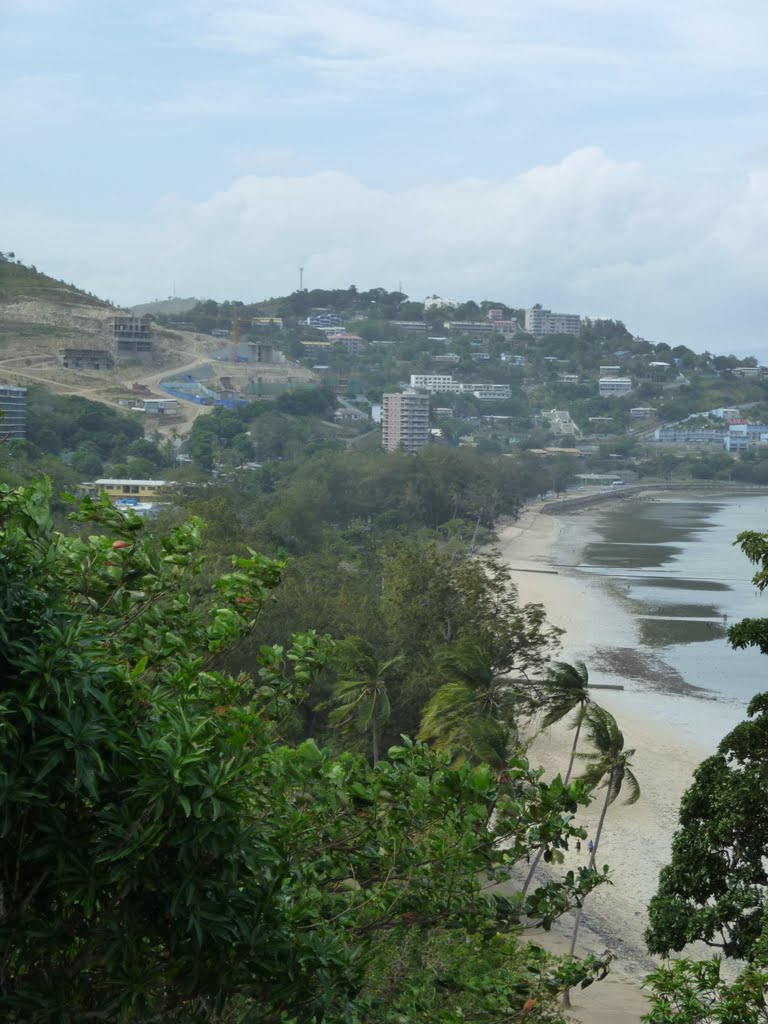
[494, 503, 716, 1022]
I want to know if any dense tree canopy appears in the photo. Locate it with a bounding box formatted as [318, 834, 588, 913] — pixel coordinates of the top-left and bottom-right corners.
[0, 479, 611, 1022]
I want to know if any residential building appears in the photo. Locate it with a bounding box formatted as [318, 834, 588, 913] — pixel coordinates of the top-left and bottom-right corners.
[83, 479, 176, 502]
[382, 390, 430, 453]
[329, 333, 365, 355]
[251, 317, 284, 329]
[598, 377, 633, 397]
[485, 310, 521, 334]
[630, 407, 656, 418]
[59, 348, 113, 370]
[653, 427, 727, 445]
[137, 398, 180, 417]
[557, 373, 579, 384]
[306, 313, 342, 330]
[543, 409, 581, 436]
[410, 374, 462, 393]
[334, 405, 369, 423]
[434, 407, 454, 418]
[732, 366, 766, 378]
[468, 384, 511, 400]
[470, 351, 491, 361]
[110, 315, 153, 363]
[434, 353, 460, 364]
[599, 366, 621, 377]
[390, 321, 426, 334]
[0, 385, 27, 438]
[302, 340, 334, 355]
[524, 305, 581, 337]
[724, 423, 768, 451]
[446, 321, 495, 336]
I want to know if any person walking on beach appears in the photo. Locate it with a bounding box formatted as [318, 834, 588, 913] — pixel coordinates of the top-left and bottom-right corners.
[587, 839, 594, 857]
[575, 839, 581, 854]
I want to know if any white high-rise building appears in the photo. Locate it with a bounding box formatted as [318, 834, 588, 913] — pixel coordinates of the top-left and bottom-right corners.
[0, 385, 27, 438]
[525, 305, 581, 337]
[382, 390, 430, 453]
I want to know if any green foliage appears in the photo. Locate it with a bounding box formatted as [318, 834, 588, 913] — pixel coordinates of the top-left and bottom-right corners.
[0, 479, 610, 1022]
[577, 707, 640, 809]
[647, 532, 768, 963]
[644, 956, 768, 1024]
[321, 638, 402, 765]
[0, 258, 108, 309]
[25, 389, 143, 459]
[645, 690, 768, 961]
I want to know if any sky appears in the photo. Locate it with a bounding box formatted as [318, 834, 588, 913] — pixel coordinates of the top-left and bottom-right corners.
[3, 0, 768, 352]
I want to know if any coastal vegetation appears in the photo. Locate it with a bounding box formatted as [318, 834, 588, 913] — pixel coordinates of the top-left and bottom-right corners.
[643, 529, 768, 1019]
[0, 479, 612, 1022]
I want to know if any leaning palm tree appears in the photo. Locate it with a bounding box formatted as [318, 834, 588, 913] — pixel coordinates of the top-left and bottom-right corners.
[417, 636, 521, 775]
[321, 638, 403, 767]
[521, 660, 593, 896]
[562, 705, 640, 1007]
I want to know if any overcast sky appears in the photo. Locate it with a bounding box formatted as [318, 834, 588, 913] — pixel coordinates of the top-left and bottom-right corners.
[3, 0, 768, 351]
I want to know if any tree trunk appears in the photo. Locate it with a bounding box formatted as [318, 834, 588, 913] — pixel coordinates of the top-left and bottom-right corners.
[371, 719, 379, 768]
[521, 707, 584, 897]
[562, 767, 615, 1008]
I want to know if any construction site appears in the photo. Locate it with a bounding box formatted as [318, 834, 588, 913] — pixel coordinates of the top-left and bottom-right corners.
[0, 282, 319, 435]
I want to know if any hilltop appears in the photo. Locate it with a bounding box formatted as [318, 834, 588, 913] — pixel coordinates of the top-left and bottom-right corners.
[130, 296, 201, 316]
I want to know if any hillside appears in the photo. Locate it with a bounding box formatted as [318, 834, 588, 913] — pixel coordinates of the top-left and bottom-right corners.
[0, 261, 316, 434]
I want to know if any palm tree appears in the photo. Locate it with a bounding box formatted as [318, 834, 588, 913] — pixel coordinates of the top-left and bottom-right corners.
[321, 638, 402, 766]
[417, 636, 521, 774]
[562, 705, 640, 1007]
[521, 660, 593, 896]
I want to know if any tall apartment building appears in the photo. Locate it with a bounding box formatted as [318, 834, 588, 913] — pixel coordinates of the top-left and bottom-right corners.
[382, 390, 430, 453]
[0, 385, 27, 438]
[525, 305, 581, 337]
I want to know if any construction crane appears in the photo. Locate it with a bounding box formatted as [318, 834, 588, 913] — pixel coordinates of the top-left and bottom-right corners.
[231, 316, 240, 363]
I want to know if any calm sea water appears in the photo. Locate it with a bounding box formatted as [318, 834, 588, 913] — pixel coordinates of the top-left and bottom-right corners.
[552, 492, 768, 745]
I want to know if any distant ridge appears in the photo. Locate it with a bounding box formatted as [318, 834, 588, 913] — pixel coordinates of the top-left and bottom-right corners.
[130, 297, 202, 316]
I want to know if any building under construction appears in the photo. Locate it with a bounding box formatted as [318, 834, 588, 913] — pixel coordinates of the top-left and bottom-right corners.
[59, 348, 113, 370]
[109, 315, 153, 363]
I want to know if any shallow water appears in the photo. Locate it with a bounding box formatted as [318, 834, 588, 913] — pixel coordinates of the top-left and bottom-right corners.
[552, 492, 768, 745]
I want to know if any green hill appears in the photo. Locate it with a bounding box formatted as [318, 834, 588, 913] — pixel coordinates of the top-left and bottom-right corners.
[130, 296, 202, 316]
[0, 256, 110, 309]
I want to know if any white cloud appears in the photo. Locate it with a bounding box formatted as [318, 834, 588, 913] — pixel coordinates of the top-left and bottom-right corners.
[5, 148, 768, 351]
[152, 0, 768, 95]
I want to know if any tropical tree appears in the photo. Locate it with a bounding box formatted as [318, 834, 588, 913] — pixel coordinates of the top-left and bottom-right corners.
[563, 706, 640, 1007]
[522, 661, 593, 896]
[321, 637, 403, 765]
[0, 479, 613, 1022]
[417, 636, 522, 774]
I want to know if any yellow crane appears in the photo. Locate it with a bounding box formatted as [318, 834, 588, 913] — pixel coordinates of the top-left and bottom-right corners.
[231, 316, 240, 363]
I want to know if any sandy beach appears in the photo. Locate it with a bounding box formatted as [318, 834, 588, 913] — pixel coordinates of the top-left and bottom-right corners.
[494, 500, 718, 1022]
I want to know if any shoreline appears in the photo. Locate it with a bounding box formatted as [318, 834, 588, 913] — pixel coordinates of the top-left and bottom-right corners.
[494, 499, 720, 1022]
